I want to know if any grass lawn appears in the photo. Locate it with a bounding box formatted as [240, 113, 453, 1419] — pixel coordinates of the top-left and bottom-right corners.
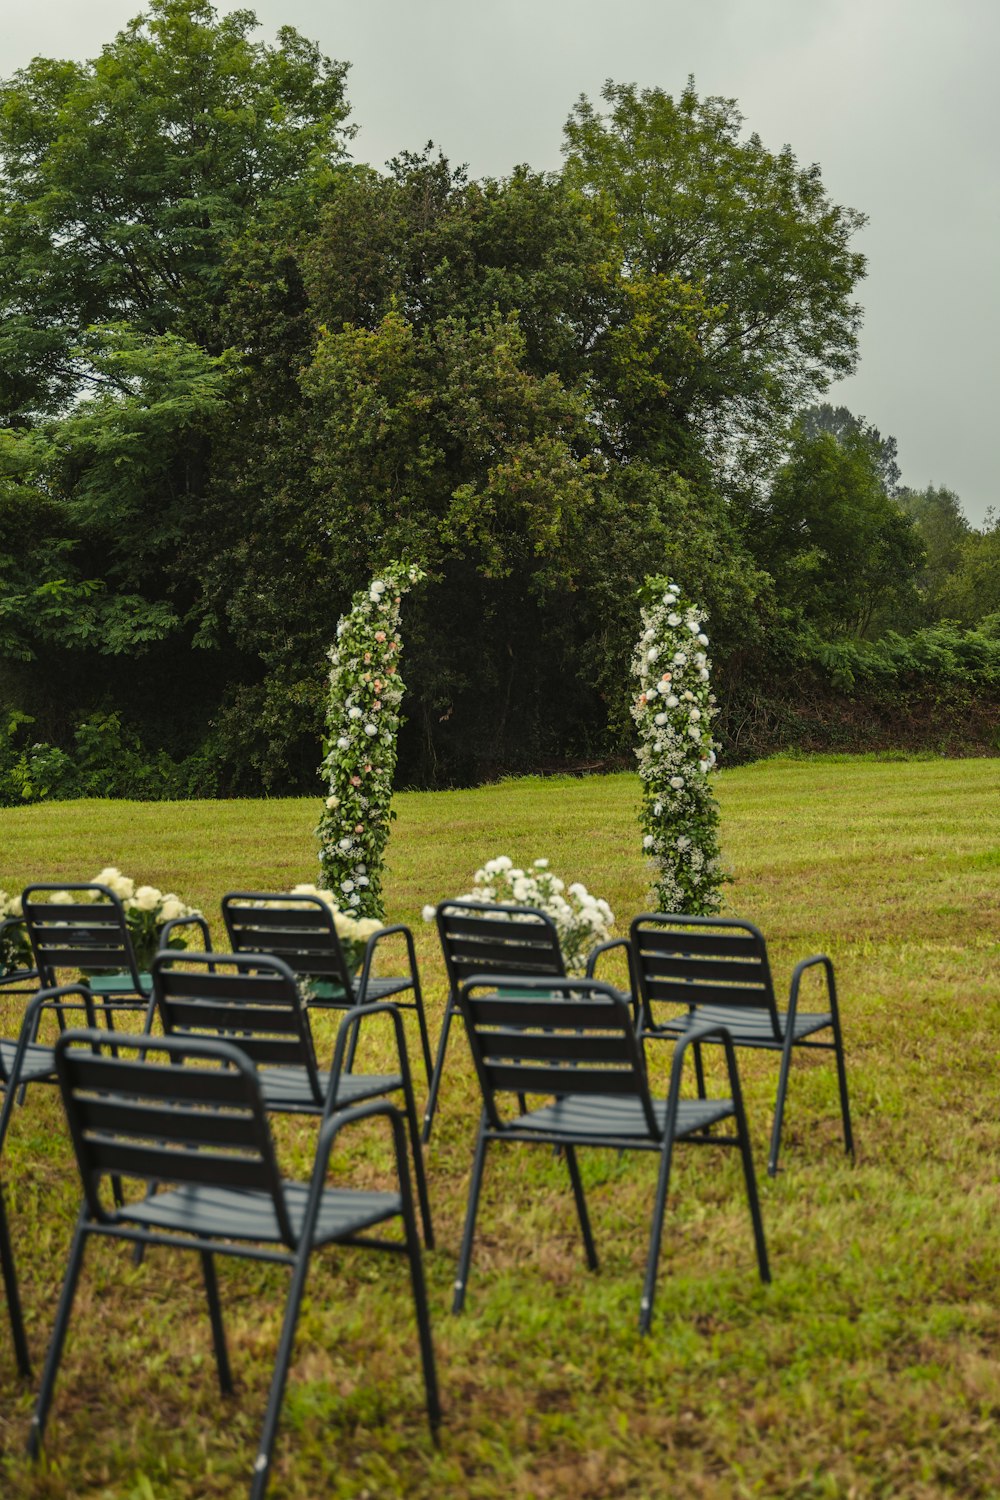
[1, 755, 998, 1498]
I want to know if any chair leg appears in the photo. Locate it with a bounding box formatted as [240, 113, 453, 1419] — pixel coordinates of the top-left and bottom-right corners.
[0, 1180, 30, 1376]
[409, 981, 434, 1090]
[564, 1146, 599, 1271]
[400, 1071, 435, 1250]
[343, 1010, 366, 1075]
[768, 1029, 798, 1177]
[27, 1219, 88, 1458]
[831, 1017, 855, 1161]
[250, 1243, 313, 1500]
[399, 1161, 442, 1434]
[452, 1125, 489, 1314]
[200, 1250, 234, 1395]
[421, 999, 456, 1144]
[693, 1039, 707, 1100]
[639, 1137, 676, 1336]
[733, 1094, 771, 1285]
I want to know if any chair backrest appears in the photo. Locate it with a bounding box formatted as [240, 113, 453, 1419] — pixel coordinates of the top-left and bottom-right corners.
[436, 900, 566, 998]
[151, 951, 325, 1106]
[54, 1029, 295, 1245]
[458, 975, 657, 1135]
[629, 914, 781, 1037]
[21, 884, 145, 992]
[222, 893, 355, 995]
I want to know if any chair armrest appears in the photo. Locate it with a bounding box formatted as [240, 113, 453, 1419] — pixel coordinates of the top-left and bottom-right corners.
[325, 1001, 412, 1116]
[300, 1099, 412, 1245]
[356, 923, 418, 991]
[158, 915, 214, 952]
[787, 954, 836, 1027]
[585, 938, 638, 1021]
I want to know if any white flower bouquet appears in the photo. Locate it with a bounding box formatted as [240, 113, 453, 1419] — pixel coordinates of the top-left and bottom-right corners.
[424, 857, 614, 974]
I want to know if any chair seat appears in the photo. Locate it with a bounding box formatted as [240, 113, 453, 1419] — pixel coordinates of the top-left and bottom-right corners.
[308, 975, 413, 1006]
[509, 1093, 733, 1140]
[648, 1005, 832, 1047]
[259, 1067, 403, 1111]
[87, 972, 151, 999]
[0, 1039, 56, 1085]
[118, 1180, 403, 1247]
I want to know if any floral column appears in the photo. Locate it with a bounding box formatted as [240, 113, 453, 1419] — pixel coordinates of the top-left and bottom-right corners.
[316, 562, 424, 920]
[630, 575, 727, 915]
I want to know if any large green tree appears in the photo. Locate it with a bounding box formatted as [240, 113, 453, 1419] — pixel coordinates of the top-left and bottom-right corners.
[0, 0, 351, 420]
[562, 81, 867, 475]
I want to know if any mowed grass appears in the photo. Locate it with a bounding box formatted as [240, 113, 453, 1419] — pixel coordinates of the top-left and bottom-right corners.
[0, 755, 998, 1498]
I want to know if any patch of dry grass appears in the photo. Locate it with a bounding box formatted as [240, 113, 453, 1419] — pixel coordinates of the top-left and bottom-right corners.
[1, 756, 998, 1497]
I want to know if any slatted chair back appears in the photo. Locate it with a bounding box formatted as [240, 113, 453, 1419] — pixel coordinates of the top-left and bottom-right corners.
[458, 975, 657, 1135]
[21, 884, 146, 995]
[222, 893, 355, 996]
[151, 952, 325, 1108]
[630, 914, 783, 1039]
[54, 1029, 296, 1246]
[437, 900, 566, 995]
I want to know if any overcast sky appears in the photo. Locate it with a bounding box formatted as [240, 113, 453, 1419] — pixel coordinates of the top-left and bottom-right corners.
[2, 0, 997, 524]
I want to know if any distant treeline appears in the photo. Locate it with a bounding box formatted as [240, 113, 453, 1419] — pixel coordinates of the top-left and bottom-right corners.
[1, 1, 997, 805]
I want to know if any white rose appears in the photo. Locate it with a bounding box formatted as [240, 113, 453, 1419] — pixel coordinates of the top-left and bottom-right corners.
[94, 866, 122, 885]
[697, 633, 709, 646]
[642, 835, 655, 850]
[688, 621, 700, 635]
[699, 668, 710, 681]
[348, 706, 362, 720]
[654, 712, 668, 726]
[337, 737, 350, 750]
[689, 708, 701, 722]
[132, 886, 161, 912]
[665, 694, 678, 708]
[699, 759, 710, 773]
[673, 652, 687, 666]
[364, 724, 378, 736]
[689, 726, 701, 741]
[341, 880, 355, 893]
[49, 890, 74, 905]
[110, 875, 135, 900]
[533, 858, 549, 869]
[369, 580, 386, 601]
[422, 904, 437, 923]
[326, 795, 339, 810]
[338, 838, 352, 851]
[667, 613, 681, 627]
[160, 896, 185, 922]
[646, 647, 659, 663]
[670, 776, 684, 790]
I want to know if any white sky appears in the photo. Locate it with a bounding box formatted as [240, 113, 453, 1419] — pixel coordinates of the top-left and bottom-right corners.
[2, 0, 997, 524]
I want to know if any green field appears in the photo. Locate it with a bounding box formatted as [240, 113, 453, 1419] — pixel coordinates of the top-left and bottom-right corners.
[1, 756, 999, 1497]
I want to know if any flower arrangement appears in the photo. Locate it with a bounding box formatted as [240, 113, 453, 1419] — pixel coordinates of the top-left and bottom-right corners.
[423, 857, 614, 974]
[45, 868, 201, 970]
[0, 889, 31, 975]
[630, 576, 727, 915]
[316, 562, 425, 921]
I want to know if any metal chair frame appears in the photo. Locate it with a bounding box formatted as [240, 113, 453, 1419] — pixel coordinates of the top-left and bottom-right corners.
[423, 900, 568, 1143]
[27, 1029, 440, 1498]
[629, 914, 854, 1176]
[453, 974, 770, 1333]
[21, 884, 149, 1020]
[147, 951, 433, 1247]
[0, 983, 96, 1375]
[220, 892, 433, 1087]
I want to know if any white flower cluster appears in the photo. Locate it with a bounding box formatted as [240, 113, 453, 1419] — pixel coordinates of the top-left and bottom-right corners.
[631, 577, 726, 915]
[424, 856, 614, 975]
[316, 562, 425, 920]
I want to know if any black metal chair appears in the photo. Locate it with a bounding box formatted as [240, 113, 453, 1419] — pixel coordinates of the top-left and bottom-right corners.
[629, 914, 854, 1177]
[147, 951, 433, 1246]
[27, 1029, 440, 1498]
[0, 982, 97, 1374]
[423, 900, 568, 1144]
[21, 884, 150, 1020]
[221, 892, 433, 1087]
[453, 974, 770, 1333]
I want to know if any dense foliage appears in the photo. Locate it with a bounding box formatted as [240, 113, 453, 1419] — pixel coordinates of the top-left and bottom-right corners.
[0, 2, 995, 805]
